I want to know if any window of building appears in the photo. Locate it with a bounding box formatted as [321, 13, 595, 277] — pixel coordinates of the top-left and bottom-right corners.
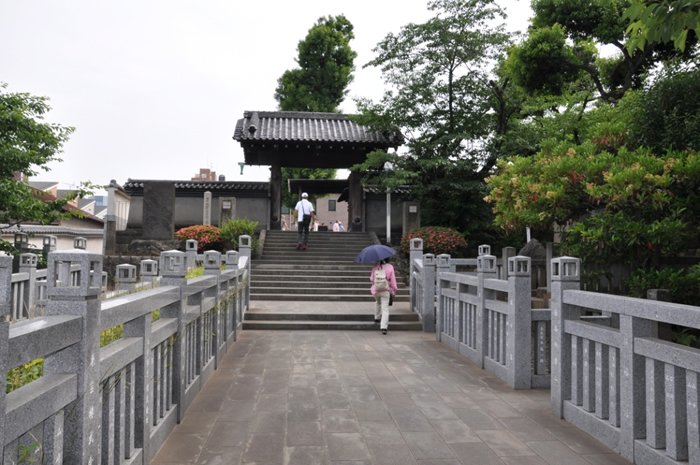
[328, 199, 336, 212]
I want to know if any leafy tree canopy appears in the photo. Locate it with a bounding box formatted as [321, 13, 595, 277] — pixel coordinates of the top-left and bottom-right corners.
[274, 16, 355, 201]
[507, 0, 697, 103]
[0, 83, 95, 254]
[353, 0, 512, 243]
[274, 15, 357, 113]
[624, 0, 700, 53]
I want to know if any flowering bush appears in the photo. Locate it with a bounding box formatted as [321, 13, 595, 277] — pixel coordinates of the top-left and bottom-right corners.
[175, 225, 222, 251]
[400, 226, 468, 257]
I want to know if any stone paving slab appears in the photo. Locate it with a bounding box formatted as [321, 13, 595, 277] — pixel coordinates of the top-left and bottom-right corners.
[152, 306, 631, 465]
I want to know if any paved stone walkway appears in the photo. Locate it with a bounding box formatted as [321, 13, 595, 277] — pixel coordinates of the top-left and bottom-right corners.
[152, 302, 630, 465]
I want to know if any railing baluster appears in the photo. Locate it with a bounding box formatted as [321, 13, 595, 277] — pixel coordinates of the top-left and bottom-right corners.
[595, 342, 609, 419]
[582, 339, 595, 412]
[687, 371, 700, 463]
[646, 358, 666, 449]
[665, 364, 688, 461]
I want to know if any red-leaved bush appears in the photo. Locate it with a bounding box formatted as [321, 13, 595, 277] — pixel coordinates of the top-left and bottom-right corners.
[400, 226, 468, 257]
[175, 225, 222, 251]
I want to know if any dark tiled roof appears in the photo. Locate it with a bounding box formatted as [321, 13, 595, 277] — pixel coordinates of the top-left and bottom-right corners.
[233, 111, 402, 146]
[363, 185, 412, 195]
[123, 180, 269, 191]
[27, 181, 58, 191]
[0, 224, 105, 236]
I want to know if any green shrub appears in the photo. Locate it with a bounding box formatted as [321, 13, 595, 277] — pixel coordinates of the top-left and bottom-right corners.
[400, 226, 468, 257]
[625, 264, 700, 305]
[220, 218, 260, 255]
[175, 225, 222, 251]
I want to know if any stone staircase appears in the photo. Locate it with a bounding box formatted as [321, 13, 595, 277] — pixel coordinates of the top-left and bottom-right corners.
[250, 230, 410, 302]
[244, 230, 420, 331]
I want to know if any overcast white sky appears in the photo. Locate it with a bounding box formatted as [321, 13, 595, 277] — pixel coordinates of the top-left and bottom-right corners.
[1, 0, 533, 192]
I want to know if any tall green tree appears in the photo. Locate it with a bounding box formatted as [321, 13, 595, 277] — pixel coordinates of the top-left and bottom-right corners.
[506, 0, 697, 104]
[275, 15, 357, 207]
[352, 0, 512, 243]
[274, 15, 357, 113]
[0, 83, 94, 254]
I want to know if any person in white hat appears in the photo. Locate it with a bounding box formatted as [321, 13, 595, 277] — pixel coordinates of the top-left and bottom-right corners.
[293, 192, 315, 250]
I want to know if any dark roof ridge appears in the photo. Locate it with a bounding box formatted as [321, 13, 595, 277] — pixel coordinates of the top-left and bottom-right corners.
[243, 111, 352, 120]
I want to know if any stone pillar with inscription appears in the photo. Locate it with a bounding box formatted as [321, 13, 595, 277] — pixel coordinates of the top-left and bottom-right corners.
[203, 191, 212, 226]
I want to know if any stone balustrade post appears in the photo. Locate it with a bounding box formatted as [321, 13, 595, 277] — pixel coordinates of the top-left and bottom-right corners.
[239, 235, 252, 311]
[501, 247, 516, 280]
[116, 264, 137, 292]
[476, 252, 497, 368]
[18, 253, 37, 319]
[140, 259, 158, 286]
[159, 250, 188, 422]
[73, 237, 87, 250]
[0, 256, 12, 458]
[203, 251, 224, 367]
[225, 250, 241, 337]
[43, 248, 104, 465]
[12, 232, 29, 272]
[435, 254, 451, 341]
[550, 257, 581, 419]
[409, 239, 423, 314]
[42, 235, 57, 265]
[422, 254, 436, 332]
[185, 240, 198, 270]
[508, 256, 532, 389]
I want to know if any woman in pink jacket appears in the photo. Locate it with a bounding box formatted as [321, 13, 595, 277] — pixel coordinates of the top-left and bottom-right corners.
[370, 259, 399, 334]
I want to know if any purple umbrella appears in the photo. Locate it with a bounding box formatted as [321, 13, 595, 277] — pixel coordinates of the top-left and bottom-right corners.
[354, 244, 396, 263]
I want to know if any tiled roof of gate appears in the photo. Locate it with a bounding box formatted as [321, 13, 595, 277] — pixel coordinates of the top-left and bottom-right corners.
[233, 111, 402, 146]
[122, 180, 268, 191]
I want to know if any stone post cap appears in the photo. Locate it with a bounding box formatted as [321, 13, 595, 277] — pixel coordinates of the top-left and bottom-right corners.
[14, 232, 29, 245]
[423, 254, 435, 266]
[477, 254, 497, 273]
[47, 249, 103, 298]
[0, 255, 12, 317]
[159, 250, 187, 278]
[185, 240, 198, 252]
[20, 253, 38, 268]
[239, 235, 252, 248]
[225, 250, 239, 268]
[43, 235, 57, 247]
[410, 238, 423, 250]
[508, 256, 531, 276]
[204, 250, 222, 269]
[140, 259, 158, 276]
[436, 254, 451, 267]
[551, 256, 580, 281]
[116, 264, 137, 283]
[478, 245, 491, 256]
[73, 237, 87, 250]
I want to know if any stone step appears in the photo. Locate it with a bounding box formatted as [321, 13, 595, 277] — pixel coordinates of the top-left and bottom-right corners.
[250, 293, 410, 302]
[244, 312, 419, 321]
[251, 286, 410, 295]
[242, 320, 422, 331]
[252, 264, 373, 271]
[259, 253, 362, 260]
[253, 265, 374, 280]
[250, 280, 405, 288]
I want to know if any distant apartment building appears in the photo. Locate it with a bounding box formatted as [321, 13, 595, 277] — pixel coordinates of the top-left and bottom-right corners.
[314, 194, 348, 230]
[192, 168, 218, 181]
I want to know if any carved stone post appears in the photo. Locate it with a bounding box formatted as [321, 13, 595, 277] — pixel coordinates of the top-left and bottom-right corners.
[239, 236, 252, 312]
[0, 256, 12, 458]
[508, 256, 532, 389]
[550, 257, 581, 418]
[18, 253, 37, 319]
[43, 248, 104, 465]
[159, 251, 188, 422]
[422, 254, 436, 332]
[476, 250, 497, 369]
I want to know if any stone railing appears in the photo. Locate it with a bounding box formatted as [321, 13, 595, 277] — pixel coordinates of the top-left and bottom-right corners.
[436, 252, 551, 390]
[551, 256, 700, 464]
[0, 236, 252, 464]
